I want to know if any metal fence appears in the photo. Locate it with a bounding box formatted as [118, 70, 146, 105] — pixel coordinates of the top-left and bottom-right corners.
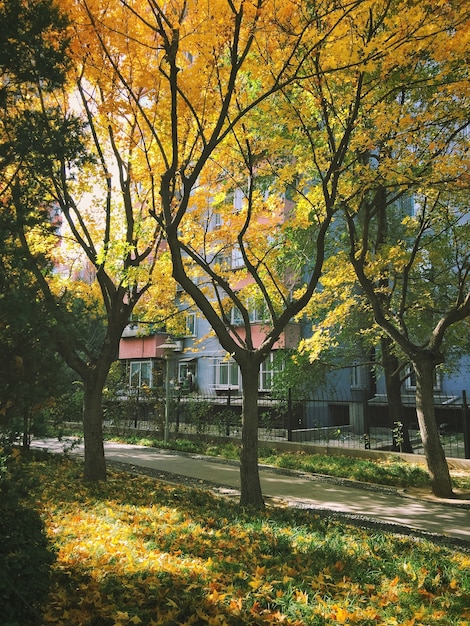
[103, 388, 470, 459]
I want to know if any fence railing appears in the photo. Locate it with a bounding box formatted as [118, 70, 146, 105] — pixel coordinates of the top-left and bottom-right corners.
[102, 388, 470, 459]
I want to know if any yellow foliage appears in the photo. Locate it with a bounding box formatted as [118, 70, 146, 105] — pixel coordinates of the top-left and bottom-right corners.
[19, 455, 468, 625]
[45, 0, 470, 364]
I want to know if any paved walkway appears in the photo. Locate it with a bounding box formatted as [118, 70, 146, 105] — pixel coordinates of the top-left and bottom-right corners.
[31, 438, 470, 546]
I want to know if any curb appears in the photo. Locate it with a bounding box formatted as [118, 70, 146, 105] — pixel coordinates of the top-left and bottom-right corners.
[107, 459, 470, 552]
[144, 447, 470, 510]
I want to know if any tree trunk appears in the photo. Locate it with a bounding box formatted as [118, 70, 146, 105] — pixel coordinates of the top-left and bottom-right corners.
[239, 361, 264, 509]
[82, 373, 107, 482]
[22, 407, 31, 451]
[413, 356, 454, 498]
[381, 338, 413, 453]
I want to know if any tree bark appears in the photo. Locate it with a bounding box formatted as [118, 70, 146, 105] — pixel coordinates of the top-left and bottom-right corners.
[413, 355, 454, 498]
[381, 338, 413, 453]
[22, 408, 31, 451]
[239, 360, 264, 509]
[82, 372, 107, 482]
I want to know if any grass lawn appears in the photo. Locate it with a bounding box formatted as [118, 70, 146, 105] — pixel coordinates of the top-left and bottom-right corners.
[12, 452, 470, 625]
[105, 434, 470, 492]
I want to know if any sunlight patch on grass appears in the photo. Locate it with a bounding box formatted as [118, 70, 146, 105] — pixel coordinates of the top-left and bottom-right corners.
[259, 451, 431, 488]
[15, 454, 470, 625]
[59, 423, 470, 491]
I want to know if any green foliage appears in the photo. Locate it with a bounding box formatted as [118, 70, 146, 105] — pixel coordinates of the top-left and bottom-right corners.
[260, 451, 430, 489]
[206, 441, 241, 460]
[103, 361, 127, 398]
[270, 349, 328, 398]
[0, 449, 55, 626]
[107, 435, 207, 455]
[0, 251, 77, 446]
[8, 109, 91, 189]
[215, 408, 241, 435]
[0, 224, 80, 444]
[42, 380, 84, 432]
[0, 0, 70, 90]
[0, 0, 74, 175]
[0, 0, 89, 449]
[185, 398, 214, 433]
[163, 438, 206, 454]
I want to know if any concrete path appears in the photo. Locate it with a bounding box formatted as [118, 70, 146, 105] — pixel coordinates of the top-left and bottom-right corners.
[31, 438, 470, 545]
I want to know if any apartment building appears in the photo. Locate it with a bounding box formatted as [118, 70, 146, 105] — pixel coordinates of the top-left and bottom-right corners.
[117, 184, 470, 439]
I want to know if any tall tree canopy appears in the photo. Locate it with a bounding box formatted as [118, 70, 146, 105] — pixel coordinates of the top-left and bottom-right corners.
[0, 0, 73, 443]
[62, 0, 470, 503]
[1, 0, 177, 481]
[4, 0, 468, 501]
[278, 0, 470, 496]
[62, 0, 354, 505]
[0, 0, 71, 179]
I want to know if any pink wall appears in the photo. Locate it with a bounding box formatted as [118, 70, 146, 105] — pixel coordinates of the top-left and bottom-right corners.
[230, 322, 300, 350]
[118, 322, 300, 361]
[118, 334, 169, 359]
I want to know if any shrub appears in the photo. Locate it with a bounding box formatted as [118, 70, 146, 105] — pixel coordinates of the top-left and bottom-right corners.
[0, 449, 55, 626]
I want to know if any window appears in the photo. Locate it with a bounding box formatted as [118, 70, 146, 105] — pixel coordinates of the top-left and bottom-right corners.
[213, 246, 245, 271]
[185, 312, 197, 337]
[405, 366, 441, 391]
[130, 360, 152, 388]
[215, 359, 240, 389]
[231, 306, 244, 325]
[234, 187, 244, 212]
[231, 300, 269, 325]
[250, 302, 269, 323]
[398, 194, 414, 218]
[259, 353, 281, 391]
[231, 245, 244, 269]
[213, 211, 223, 229]
[214, 251, 231, 270]
[178, 360, 197, 391]
[351, 361, 361, 389]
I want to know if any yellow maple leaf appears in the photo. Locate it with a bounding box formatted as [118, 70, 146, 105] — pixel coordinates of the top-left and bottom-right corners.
[294, 590, 309, 604]
[332, 605, 350, 624]
[114, 611, 129, 622]
[229, 597, 243, 612]
[249, 577, 262, 590]
[413, 604, 428, 620]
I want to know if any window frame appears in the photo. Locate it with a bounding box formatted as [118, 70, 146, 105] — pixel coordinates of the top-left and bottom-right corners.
[178, 360, 197, 390]
[213, 211, 223, 229]
[185, 312, 197, 337]
[231, 300, 269, 326]
[231, 245, 244, 269]
[350, 361, 362, 389]
[259, 352, 280, 391]
[215, 358, 240, 389]
[404, 366, 442, 392]
[233, 187, 244, 212]
[129, 360, 153, 389]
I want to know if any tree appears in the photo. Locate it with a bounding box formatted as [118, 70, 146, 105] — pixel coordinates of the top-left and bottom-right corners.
[0, 0, 75, 445]
[71, 0, 470, 505]
[278, 0, 470, 497]
[299, 249, 416, 453]
[0, 208, 71, 448]
[347, 190, 470, 498]
[70, 0, 373, 507]
[1, 0, 177, 480]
